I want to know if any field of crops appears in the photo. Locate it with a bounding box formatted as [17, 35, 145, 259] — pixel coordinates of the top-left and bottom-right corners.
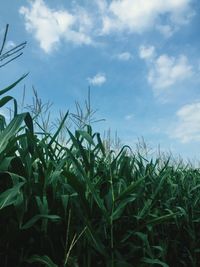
[1, 26, 200, 267]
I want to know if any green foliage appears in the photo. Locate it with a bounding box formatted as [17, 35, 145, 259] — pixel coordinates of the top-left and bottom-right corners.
[1, 25, 200, 267]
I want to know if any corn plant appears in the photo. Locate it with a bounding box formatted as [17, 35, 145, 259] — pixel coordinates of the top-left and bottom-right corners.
[1, 25, 200, 267]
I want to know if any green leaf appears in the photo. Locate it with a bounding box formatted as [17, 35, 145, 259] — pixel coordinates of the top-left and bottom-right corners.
[0, 95, 15, 108]
[61, 194, 69, 212]
[0, 73, 28, 96]
[27, 254, 58, 267]
[0, 113, 27, 154]
[0, 157, 14, 171]
[115, 178, 144, 201]
[113, 260, 133, 267]
[24, 112, 34, 133]
[96, 132, 105, 156]
[69, 129, 90, 171]
[146, 212, 179, 226]
[63, 170, 89, 216]
[48, 111, 68, 147]
[190, 184, 200, 193]
[0, 182, 24, 209]
[21, 214, 61, 230]
[85, 222, 107, 256]
[76, 130, 95, 146]
[112, 195, 136, 220]
[65, 147, 85, 177]
[142, 257, 169, 267]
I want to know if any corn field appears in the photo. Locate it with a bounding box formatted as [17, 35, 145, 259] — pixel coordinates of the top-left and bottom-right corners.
[1, 25, 200, 267]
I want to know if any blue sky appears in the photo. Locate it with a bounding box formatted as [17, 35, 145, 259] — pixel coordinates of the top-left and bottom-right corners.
[1, 0, 200, 161]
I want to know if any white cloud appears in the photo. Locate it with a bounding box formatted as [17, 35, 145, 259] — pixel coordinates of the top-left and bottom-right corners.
[95, 0, 108, 14]
[148, 54, 193, 90]
[139, 45, 193, 93]
[125, 114, 134, 120]
[19, 0, 195, 53]
[100, 0, 194, 36]
[19, 0, 93, 53]
[139, 45, 156, 60]
[5, 41, 16, 50]
[116, 52, 133, 61]
[170, 102, 200, 143]
[88, 73, 106, 86]
[156, 24, 175, 38]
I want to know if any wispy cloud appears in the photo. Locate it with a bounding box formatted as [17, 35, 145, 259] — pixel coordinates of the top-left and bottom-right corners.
[19, 0, 93, 53]
[100, 0, 194, 36]
[5, 40, 16, 50]
[170, 102, 200, 143]
[139, 45, 193, 94]
[116, 52, 133, 61]
[88, 73, 106, 86]
[125, 114, 134, 121]
[156, 24, 175, 38]
[139, 45, 155, 60]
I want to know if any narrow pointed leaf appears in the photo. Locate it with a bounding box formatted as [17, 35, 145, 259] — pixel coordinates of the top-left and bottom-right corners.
[27, 255, 58, 267]
[0, 73, 28, 96]
[0, 182, 24, 209]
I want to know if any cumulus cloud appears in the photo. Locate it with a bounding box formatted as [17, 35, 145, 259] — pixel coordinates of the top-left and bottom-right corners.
[139, 45, 156, 60]
[20, 0, 195, 53]
[170, 102, 200, 143]
[139, 45, 193, 93]
[19, 0, 93, 53]
[148, 54, 193, 90]
[100, 0, 194, 36]
[116, 52, 133, 61]
[88, 73, 106, 86]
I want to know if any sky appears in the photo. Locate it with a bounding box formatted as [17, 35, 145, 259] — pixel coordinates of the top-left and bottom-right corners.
[0, 0, 200, 162]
